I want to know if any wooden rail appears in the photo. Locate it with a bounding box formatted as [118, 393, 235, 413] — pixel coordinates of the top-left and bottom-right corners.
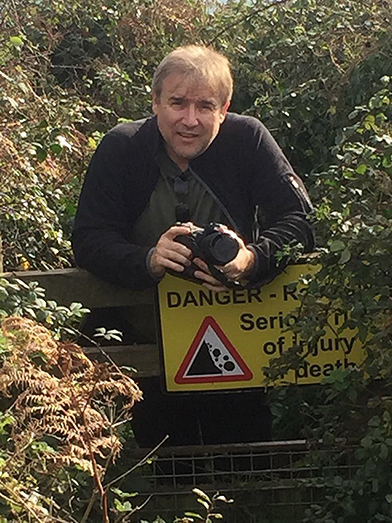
[84, 344, 160, 378]
[1, 267, 160, 377]
[2, 267, 154, 308]
[1, 254, 318, 379]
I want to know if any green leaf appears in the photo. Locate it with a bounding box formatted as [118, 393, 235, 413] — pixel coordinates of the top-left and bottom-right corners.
[111, 488, 138, 499]
[339, 248, 351, 264]
[50, 143, 62, 155]
[379, 444, 388, 460]
[10, 36, 23, 47]
[0, 288, 9, 302]
[184, 513, 203, 520]
[197, 499, 210, 510]
[355, 164, 367, 174]
[114, 499, 133, 512]
[0, 414, 15, 435]
[330, 240, 345, 252]
[34, 145, 47, 162]
[193, 488, 211, 504]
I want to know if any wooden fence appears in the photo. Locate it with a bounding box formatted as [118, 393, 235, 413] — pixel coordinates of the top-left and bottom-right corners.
[1, 266, 160, 378]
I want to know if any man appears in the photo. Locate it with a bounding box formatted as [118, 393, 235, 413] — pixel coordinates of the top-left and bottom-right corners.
[73, 45, 314, 446]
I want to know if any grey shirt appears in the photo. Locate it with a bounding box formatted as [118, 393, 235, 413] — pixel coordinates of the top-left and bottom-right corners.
[129, 147, 228, 247]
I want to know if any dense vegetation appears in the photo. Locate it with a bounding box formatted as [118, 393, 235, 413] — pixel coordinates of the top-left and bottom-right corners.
[1, 0, 391, 521]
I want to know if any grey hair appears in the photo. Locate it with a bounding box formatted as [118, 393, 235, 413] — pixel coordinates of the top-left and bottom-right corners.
[152, 45, 233, 106]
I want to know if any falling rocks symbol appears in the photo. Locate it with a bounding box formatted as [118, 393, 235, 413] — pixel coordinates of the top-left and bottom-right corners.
[187, 340, 223, 376]
[175, 316, 252, 384]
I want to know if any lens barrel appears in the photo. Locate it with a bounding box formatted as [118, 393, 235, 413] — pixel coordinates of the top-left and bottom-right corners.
[201, 231, 239, 265]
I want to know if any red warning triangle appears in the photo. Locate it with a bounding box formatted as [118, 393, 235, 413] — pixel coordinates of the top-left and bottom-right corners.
[175, 316, 253, 384]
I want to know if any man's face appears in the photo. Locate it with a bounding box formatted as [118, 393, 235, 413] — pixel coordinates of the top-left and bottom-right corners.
[153, 73, 229, 170]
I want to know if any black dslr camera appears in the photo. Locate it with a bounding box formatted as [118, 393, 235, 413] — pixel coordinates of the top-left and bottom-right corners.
[174, 223, 240, 287]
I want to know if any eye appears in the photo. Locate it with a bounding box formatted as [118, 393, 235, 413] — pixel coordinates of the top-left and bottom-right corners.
[171, 99, 185, 109]
[198, 102, 215, 113]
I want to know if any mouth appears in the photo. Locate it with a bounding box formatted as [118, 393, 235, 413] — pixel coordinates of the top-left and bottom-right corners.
[177, 131, 199, 139]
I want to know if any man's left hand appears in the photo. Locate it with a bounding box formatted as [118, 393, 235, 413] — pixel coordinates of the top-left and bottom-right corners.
[193, 228, 255, 292]
[217, 228, 255, 282]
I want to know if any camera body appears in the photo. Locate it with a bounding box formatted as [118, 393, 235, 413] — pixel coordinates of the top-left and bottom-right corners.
[174, 223, 240, 286]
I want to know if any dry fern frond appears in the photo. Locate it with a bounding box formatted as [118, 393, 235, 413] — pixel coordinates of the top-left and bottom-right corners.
[0, 317, 142, 476]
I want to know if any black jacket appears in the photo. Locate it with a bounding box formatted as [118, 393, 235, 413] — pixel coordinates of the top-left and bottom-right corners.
[72, 113, 314, 289]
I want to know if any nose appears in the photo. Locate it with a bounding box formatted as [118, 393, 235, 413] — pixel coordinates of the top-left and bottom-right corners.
[182, 104, 198, 126]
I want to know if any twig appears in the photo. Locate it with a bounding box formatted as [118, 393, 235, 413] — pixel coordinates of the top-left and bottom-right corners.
[80, 489, 99, 523]
[328, 45, 345, 75]
[207, 0, 292, 46]
[75, 329, 126, 375]
[0, 478, 70, 523]
[113, 494, 153, 523]
[104, 434, 169, 490]
[80, 379, 109, 523]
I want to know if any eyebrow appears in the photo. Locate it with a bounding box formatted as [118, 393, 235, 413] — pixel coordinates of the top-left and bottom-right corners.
[168, 96, 218, 108]
[199, 99, 218, 108]
[169, 96, 185, 103]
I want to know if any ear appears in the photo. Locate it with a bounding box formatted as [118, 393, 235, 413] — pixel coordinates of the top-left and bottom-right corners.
[152, 92, 160, 115]
[219, 100, 230, 123]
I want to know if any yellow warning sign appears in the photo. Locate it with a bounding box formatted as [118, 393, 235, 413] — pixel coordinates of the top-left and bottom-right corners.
[156, 263, 364, 392]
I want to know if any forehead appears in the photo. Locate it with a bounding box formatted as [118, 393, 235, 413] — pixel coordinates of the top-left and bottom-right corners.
[161, 72, 219, 102]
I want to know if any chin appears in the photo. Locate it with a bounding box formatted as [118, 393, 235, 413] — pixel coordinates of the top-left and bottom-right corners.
[179, 145, 208, 161]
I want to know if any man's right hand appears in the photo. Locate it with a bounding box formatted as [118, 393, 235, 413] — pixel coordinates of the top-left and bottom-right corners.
[149, 225, 193, 278]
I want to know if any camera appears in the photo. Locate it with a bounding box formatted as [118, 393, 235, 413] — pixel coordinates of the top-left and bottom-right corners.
[174, 223, 240, 286]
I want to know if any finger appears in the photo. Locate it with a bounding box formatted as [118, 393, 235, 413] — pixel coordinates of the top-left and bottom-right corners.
[193, 257, 211, 274]
[194, 269, 223, 287]
[158, 236, 193, 259]
[165, 225, 192, 239]
[219, 264, 240, 281]
[217, 224, 237, 238]
[151, 251, 188, 274]
[167, 241, 193, 259]
[158, 248, 192, 267]
[202, 282, 228, 293]
[160, 259, 188, 273]
[213, 259, 235, 279]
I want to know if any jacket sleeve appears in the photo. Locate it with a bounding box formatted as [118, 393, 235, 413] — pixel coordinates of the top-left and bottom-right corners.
[244, 119, 315, 287]
[72, 131, 157, 290]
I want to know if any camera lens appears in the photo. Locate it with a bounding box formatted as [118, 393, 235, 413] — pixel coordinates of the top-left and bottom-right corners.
[202, 232, 239, 265]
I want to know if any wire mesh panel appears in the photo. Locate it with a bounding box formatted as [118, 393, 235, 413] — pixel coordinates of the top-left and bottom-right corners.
[126, 440, 358, 522]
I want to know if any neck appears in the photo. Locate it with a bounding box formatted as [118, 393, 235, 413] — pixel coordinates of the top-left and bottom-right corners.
[166, 146, 189, 172]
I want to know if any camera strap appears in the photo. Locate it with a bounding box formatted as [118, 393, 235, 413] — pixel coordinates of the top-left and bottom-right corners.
[174, 172, 190, 222]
